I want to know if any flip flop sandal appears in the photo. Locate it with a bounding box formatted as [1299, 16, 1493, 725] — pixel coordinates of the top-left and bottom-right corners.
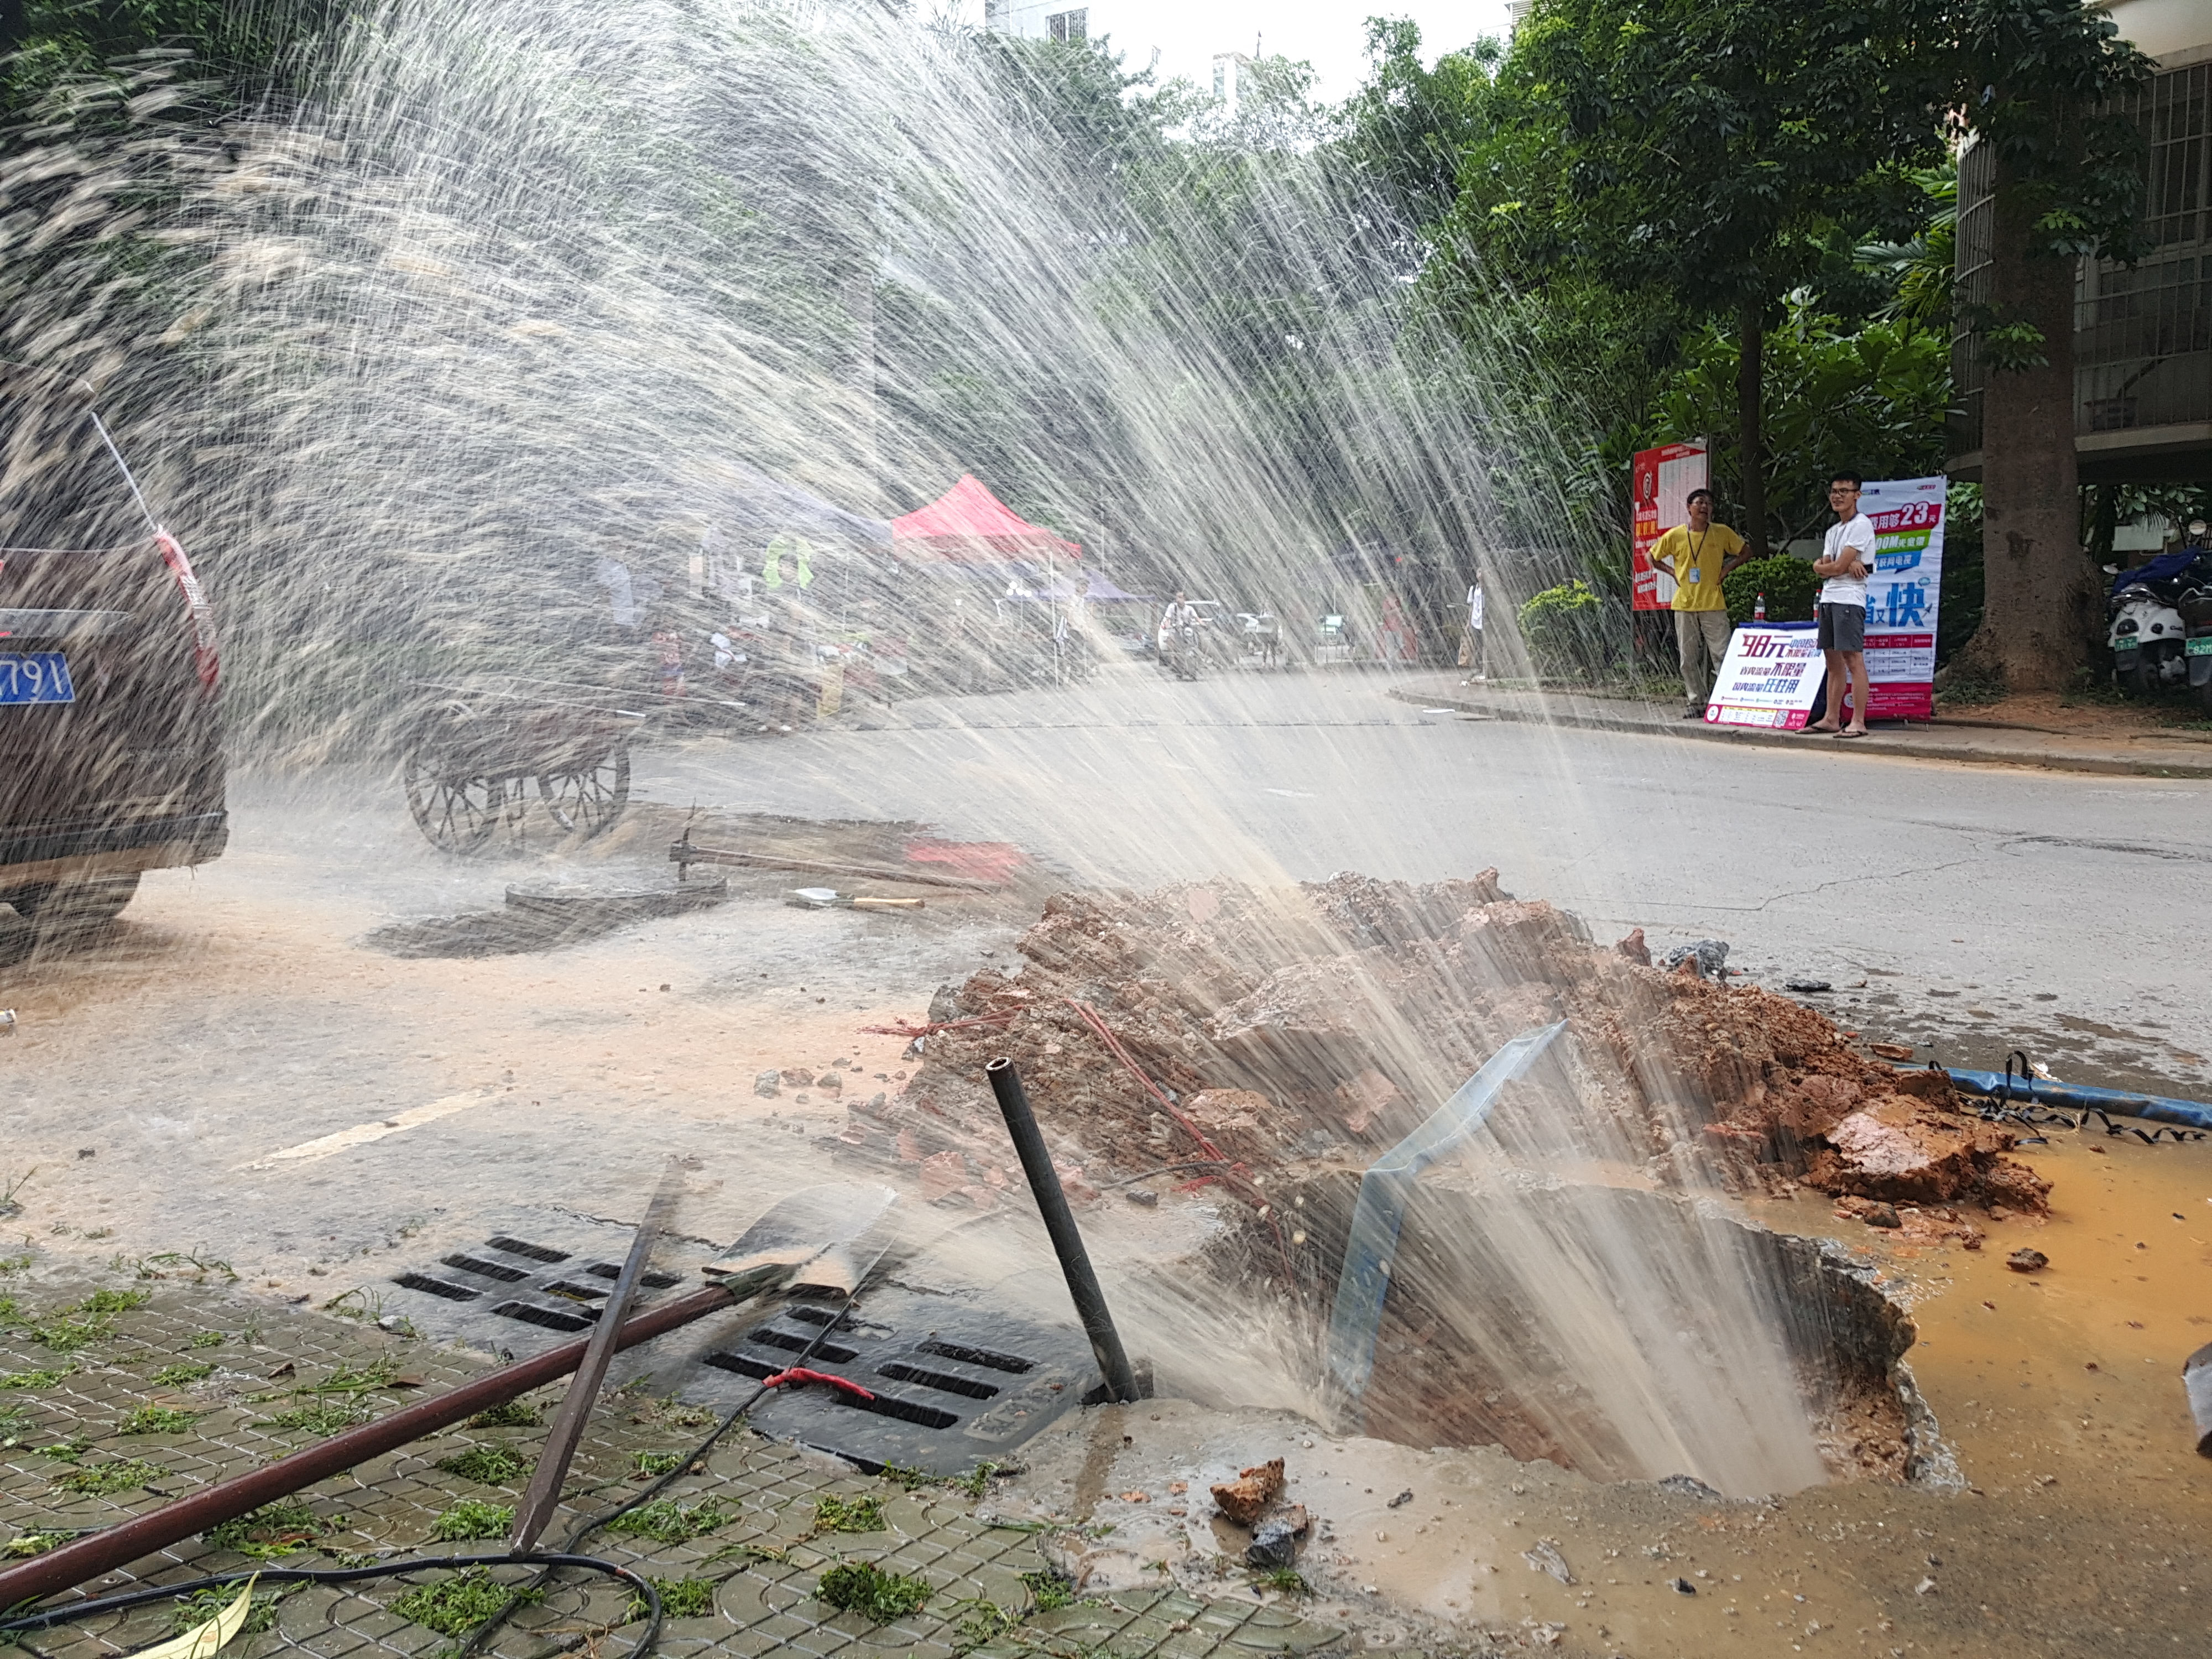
[1835, 728, 1869, 739]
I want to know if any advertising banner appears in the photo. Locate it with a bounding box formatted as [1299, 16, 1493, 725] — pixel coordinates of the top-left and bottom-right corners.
[1855, 476, 1945, 722]
[1630, 441, 1709, 611]
[1704, 622, 1825, 730]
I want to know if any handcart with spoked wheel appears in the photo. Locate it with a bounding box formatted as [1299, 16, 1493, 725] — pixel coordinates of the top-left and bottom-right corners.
[400, 677, 645, 854]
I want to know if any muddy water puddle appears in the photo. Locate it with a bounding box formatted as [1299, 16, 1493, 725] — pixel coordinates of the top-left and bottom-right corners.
[1004, 1134, 2211, 1658]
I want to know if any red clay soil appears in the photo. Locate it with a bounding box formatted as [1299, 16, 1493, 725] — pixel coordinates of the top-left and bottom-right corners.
[834, 872, 2049, 1218]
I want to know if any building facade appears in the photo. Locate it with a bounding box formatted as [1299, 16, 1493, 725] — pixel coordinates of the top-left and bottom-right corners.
[982, 1, 1088, 43]
[1950, 0, 2211, 484]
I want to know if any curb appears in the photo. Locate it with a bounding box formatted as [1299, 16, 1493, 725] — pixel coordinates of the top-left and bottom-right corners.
[1385, 687, 2212, 780]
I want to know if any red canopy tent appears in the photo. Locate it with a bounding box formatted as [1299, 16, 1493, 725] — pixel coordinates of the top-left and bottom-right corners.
[889, 474, 1081, 563]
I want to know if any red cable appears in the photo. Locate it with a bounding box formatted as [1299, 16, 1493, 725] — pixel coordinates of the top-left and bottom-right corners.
[1063, 998, 1296, 1284]
[760, 1366, 875, 1401]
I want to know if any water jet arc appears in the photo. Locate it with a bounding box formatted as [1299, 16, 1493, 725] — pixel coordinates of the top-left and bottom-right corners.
[1326, 1020, 1569, 1410]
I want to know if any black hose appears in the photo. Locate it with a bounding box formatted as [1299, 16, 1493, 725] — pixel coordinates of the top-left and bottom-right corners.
[2, 1284, 868, 1659]
[0, 1552, 661, 1653]
[449, 1276, 873, 1659]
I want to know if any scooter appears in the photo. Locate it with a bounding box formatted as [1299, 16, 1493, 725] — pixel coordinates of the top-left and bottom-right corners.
[2107, 538, 2209, 697]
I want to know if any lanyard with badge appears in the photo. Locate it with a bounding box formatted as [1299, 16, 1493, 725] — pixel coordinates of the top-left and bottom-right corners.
[1683, 524, 1711, 588]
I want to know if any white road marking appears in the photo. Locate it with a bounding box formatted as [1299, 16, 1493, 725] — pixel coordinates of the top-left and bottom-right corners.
[240, 1092, 487, 1171]
[1265, 788, 1316, 798]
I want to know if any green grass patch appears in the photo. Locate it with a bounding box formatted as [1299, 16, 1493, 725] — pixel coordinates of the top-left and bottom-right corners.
[627, 1576, 714, 1622]
[812, 1494, 885, 1533]
[78, 1289, 151, 1314]
[815, 1560, 930, 1623]
[948, 1595, 1019, 1650]
[151, 1362, 215, 1385]
[0, 1368, 69, 1389]
[1251, 1567, 1309, 1594]
[602, 1499, 731, 1545]
[19, 1316, 113, 1353]
[425, 1504, 511, 1548]
[38, 1436, 91, 1462]
[949, 1461, 1000, 1500]
[429, 1500, 514, 1542]
[3, 1532, 67, 1558]
[119, 1406, 200, 1435]
[435, 1445, 529, 1485]
[633, 1451, 684, 1478]
[267, 1400, 371, 1434]
[171, 1583, 295, 1637]
[1020, 1568, 1076, 1612]
[204, 1500, 337, 1559]
[51, 1458, 161, 1496]
[296, 1360, 398, 1397]
[190, 1331, 225, 1348]
[465, 1399, 540, 1429]
[392, 1567, 539, 1637]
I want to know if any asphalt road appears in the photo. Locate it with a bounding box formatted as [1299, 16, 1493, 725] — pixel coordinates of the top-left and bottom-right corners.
[646, 664, 2212, 1094]
[6, 662, 2207, 1295]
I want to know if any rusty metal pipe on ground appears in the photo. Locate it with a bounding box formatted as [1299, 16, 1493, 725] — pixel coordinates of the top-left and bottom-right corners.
[0, 1284, 735, 1611]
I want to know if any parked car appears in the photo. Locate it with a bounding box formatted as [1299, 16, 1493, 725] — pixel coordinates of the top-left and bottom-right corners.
[0, 368, 225, 954]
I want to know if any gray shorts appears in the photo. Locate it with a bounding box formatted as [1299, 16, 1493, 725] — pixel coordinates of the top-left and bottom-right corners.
[1818, 602, 1865, 653]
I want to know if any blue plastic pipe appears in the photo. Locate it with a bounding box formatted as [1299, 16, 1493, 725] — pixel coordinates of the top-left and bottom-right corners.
[1944, 1068, 2212, 1131]
[1325, 1020, 1569, 1406]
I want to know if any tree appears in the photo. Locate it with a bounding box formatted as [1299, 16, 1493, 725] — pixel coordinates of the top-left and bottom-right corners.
[1948, 1, 2153, 692]
[1450, 0, 1947, 554]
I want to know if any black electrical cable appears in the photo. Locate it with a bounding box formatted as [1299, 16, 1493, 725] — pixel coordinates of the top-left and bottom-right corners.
[0, 1552, 661, 1654]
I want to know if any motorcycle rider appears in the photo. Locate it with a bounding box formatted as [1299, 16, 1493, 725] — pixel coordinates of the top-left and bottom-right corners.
[1159, 589, 1203, 674]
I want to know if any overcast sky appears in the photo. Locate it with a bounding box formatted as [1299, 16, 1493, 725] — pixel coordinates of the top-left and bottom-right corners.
[954, 3, 1520, 103]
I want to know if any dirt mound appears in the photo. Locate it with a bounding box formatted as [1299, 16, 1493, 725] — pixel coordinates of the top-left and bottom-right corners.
[835, 872, 2049, 1218]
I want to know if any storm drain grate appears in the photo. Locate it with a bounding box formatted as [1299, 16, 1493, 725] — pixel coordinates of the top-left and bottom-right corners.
[385, 1231, 679, 1340]
[701, 1285, 1099, 1475]
[379, 1225, 1103, 1474]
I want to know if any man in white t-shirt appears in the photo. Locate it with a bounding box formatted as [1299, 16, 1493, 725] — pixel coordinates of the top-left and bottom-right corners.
[1809, 469, 1877, 738]
[1462, 582, 1486, 680]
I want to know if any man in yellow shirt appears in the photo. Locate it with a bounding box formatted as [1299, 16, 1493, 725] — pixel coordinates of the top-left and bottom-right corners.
[1647, 487, 1751, 717]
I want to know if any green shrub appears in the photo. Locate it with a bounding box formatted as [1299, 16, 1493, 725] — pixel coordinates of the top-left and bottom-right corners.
[815, 1560, 930, 1623]
[1722, 555, 1820, 625]
[1516, 579, 1609, 678]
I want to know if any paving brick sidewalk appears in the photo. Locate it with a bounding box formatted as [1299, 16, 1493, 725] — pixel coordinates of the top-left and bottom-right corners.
[3, 1277, 1364, 1659]
[1388, 673, 2212, 779]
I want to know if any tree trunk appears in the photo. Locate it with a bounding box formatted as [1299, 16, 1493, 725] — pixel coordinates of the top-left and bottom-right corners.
[1735, 297, 1768, 556]
[1962, 157, 2098, 693]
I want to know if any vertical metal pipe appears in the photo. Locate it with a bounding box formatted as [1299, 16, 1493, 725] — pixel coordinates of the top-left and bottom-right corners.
[985, 1056, 1141, 1404]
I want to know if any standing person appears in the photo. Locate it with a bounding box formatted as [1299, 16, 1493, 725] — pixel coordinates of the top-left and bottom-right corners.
[1462, 580, 1486, 681]
[1809, 469, 1877, 737]
[1647, 487, 1750, 717]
